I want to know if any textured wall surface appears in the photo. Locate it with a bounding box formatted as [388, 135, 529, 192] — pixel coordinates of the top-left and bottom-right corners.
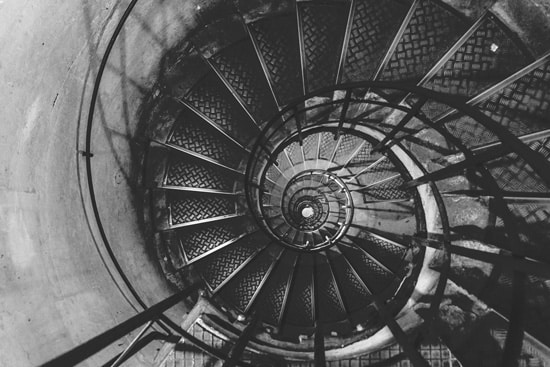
[0, 1, 202, 365]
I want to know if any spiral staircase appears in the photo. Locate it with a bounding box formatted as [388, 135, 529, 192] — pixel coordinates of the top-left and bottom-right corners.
[69, 0, 550, 365]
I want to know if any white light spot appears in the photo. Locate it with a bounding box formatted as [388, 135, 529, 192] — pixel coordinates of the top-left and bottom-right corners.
[490, 43, 499, 53]
[301, 206, 314, 218]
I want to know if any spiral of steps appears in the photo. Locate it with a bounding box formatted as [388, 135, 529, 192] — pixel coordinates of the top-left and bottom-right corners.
[136, 0, 550, 365]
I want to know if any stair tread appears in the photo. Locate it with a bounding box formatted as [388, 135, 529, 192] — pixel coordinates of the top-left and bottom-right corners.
[423, 14, 533, 99]
[298, 1, 349, 92]
[248, 14, 303, 104]
[379, 0, 469, 82]
[210, 39, 280, 123]
[342, 0, 410, 82]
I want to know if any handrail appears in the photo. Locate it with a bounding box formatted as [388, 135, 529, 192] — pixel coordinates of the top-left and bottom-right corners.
[78, 1, 255, 365]
[79, 0, 550, 364]
[246, 82, 550, 188]
[40, 284, 200, 367]
[82, 0, 152, 319]
[101, 332, 177, 367]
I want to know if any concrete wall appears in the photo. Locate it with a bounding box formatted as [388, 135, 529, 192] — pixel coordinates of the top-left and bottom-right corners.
[0, 1, 203, 365]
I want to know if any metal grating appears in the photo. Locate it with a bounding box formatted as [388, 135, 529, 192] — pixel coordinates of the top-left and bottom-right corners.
[248, 14, 303, 105]
[211, 40, 279, 124]
[356, 233, 409, 274]
[486, 152, 550, 193]
[341, 246, 395, 295]
[165, 155, 236, 191]
[349, 143, 374, 167]
[286, 141, 303, 166]
[300, 2, 349, 92]
[179, 223, 241, 260]
[319, 131, 338, 160]
[168, 192, 237, 225]
[259, 262, 293, 325]
[476, 60, 550, 136]
[288, 343, 462, 366]
[164, 323, 227, 367]
[380, 0, 468, 82]
[266, 164, 283, 182]
[315, 258, 347, 322]
[424, 15, 532, 98]
[200, 239, 258, 290]
[362, 156, 400, 184]
[168, 111, 246, 168]
[442, 114, 498, 148]
[363, 175, 410, 200]
[508, 203, 550, 256]
[328, 253, 371, 311]
[219, 248, 275, 312]
[285, 260, 314, 326]
[343, 0, 410, 82]
[303, 133, 320, 161]
[333, 134, 362, 165]
[185, 72, 258, 143]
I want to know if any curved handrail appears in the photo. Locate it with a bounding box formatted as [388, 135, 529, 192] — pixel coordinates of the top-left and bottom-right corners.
[246, 82, 550, 189]
[80, 0, 550, 364]
[79, 1, 253, 366]
[243, 82, 549, 365]
[83, 0, 148, 314]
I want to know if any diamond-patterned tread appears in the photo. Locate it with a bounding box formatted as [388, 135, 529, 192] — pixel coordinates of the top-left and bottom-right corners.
[354, 233, 409, 275]
[219, 248, 277, 312]
[185, 72, 258, 143]
[210, 40, 279, 124]
[285, 258, 314, 326]
[486, 152, 550, 193]
[179, 223, 243, 261]
[266, 164, 284, 182]
[302, 133, 319, 161]
[441, 114, 498, 148]
[379, 0, 468, 82]
[285, 141, 303, 166]
[248, 14, 303, 105]
[168, 110, 246, 169]
[349, 142, 374, 167]
[436, 58, 550, 148]
[340, 245, 395, 294]
[199, 238, 261, 291]
[334, 134, 363, 165]
[361, 156, 401, 185]
[508, 202, 550, 256]
[256, 251, 296, 325]
[319, 131, 338, 160]
[476, 59, 550, 136]
[315, 256, 347, 322]
[165, 154, 237, 191]
[342, 0, 410, 82]
[168, 192, 237, 225]
[363, 175, 409, 200]
[327, 252, 371, 311]
[299, 1, 349, 92]
[423, 14, 533, 98]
